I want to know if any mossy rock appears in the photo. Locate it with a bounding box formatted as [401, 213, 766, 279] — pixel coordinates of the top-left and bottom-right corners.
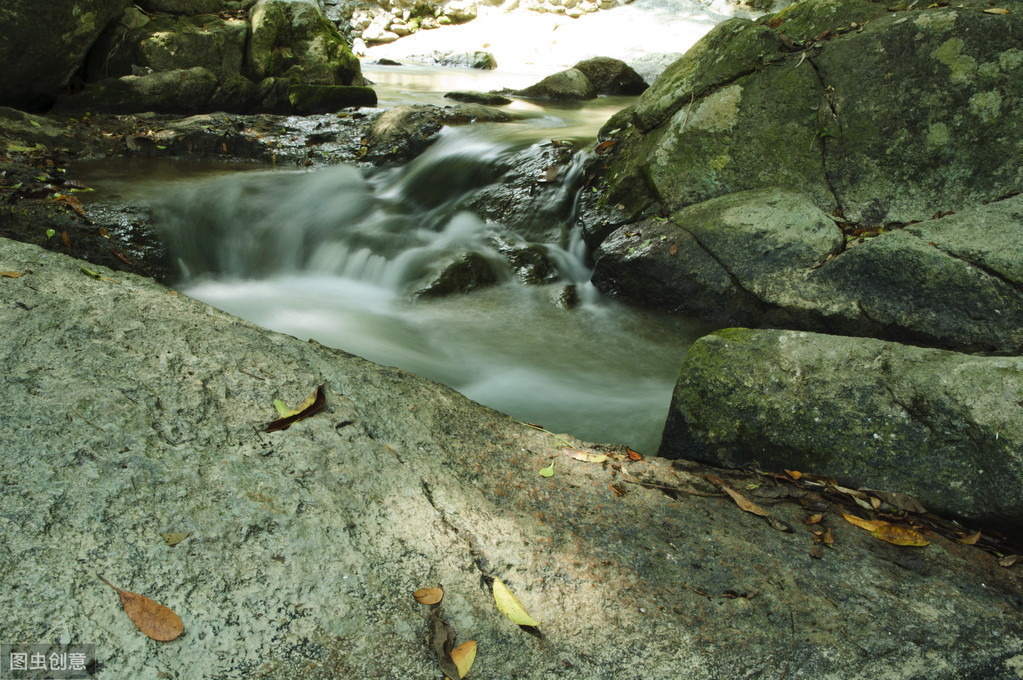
[287, 85, 377, 114]
[760, 0, 889, 41]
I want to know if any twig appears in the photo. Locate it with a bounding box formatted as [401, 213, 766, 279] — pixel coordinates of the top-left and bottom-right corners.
[507, 416, 576, 448]
[622, 478, 722, 497]
[70, 408, 105, 431]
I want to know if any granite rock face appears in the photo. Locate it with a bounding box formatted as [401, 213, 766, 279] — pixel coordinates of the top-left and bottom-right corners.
[660, 328, 1023, 528]
[2, 237, 1021, 679]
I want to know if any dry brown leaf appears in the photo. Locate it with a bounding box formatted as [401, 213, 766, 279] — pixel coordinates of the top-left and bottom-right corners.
[956, 530, 982, 545]
[785, 469, 803, 480]
[863, 489, 927, 513]
[804, 513, 824, 525]
[721, 485, 769, 517]
[842, 512, 889, 532]
[626, 448, 642, 461]
[999, 554, 1020, 567]
[98, 576, 183, 641]
[668, 243, 678, 256]
[0, 271, 26, 278]
[414, 587, 444, 605]
[873, 524, 929, 547]
[430, 609, 462, 680]
[265, 385, 325, 432]
[594, 139, 618, 155]
[561, 447, 607, 464]
[812, 527, 835, 546]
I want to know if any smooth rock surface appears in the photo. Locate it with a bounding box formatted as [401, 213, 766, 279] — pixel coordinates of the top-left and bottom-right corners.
[2, 238, 1022, 678]
[660, 328, 1023, 527]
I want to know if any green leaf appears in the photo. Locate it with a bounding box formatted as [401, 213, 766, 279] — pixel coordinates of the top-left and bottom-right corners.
[29, 119, 41, 128]
[46, 228, 56, 239]
[538, 461, 554, 477]
[273, 398, 291, 417]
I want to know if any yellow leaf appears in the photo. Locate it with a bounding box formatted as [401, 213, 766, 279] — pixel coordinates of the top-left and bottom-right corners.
[0, 271, 26, 278]
[804, 513, 823, 525]
[414, 587, 444, 605]
[561, 447, 607, 464]
[956, 530, 981, 545]
[785, 469, 802, 480]
[160, 531, 191, 546]
[450, 640, 477, 678]
[842, 512, 889, 532]
[492, 577, 539, 627]
[873, 524, 929, 547]
[720, 485, 768, 517]
[984, 7, 1010, 13]
[538, 461, 554, 477]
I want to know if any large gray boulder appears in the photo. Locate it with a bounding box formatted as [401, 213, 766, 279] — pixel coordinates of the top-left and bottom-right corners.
[2, 237, 1022, 678]
[660, 328, 1023, 527]
[593, 188, 1023, 353]
[0, 0, 132, 109]
[584, 1, 1023, 352]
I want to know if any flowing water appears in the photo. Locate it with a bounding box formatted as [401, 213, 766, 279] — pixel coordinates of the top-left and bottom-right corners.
[76, 70, 710, 453]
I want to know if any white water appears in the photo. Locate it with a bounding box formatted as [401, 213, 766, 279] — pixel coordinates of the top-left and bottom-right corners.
[76, 80, 711, 453]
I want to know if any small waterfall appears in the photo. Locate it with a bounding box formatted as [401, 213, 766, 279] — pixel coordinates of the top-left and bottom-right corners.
[152, 125, 592, 296]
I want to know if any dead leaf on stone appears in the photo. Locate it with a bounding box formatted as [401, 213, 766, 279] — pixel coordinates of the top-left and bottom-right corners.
[956, 530, 982, 545]
[449, 640, 477, 679]
[0, 271, 26, 278]
[812, 527, 835, 547]
[842, 512, 889, 532]
[594, 140, 618, 155]
[626, 448, 642, 461]
[999, 554, 1020, 567]
[160, 531, 191, 546]
[804, 513, 824, 525]
[492, 577, 540, 627]
[430, 609, 462, 680]
[265, 385, 325, 432]
[561, 447, 607, 464]
[983, 7, 1010, 13]
[767, 516, 793, 533]
[785, 469, 803, 480]
[414, 586, 444, 605]
[872, 524, 929, 547]
[709, 478, 769, 517]
[98, 576, 183, 641]
[834, 485, 878, 510]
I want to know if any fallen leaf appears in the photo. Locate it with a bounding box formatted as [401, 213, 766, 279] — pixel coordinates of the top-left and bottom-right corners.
[767, 516, 793, 532]
[873, 524, 929, 547]
[594, 139, 618, 155]
[265, 385, 325, 432]
[956, 530, 982, 545]
[98, 576, 183, 641]
[449, 640, 477, 679]
[812, 528, 835, 546]
[414, 587, 444, 605]
[492, 577, 540, 627]
[53, 194, 87, 219]
[720, 485, 769, 517]
[561, 447, 607, 464]
[983, 7, 1010, 13]
[785, 469, 803, 480]
[0, 271, 26, 278]
[160, 531, 191, 546]
[668, 243, 678, 255]
[80, 266, 121, 284]
[538, 460, 555, 477]
[626, 448, 642, 461]
[430, 609, 462, 680]
[842, 512, 889, 532]
[999, 554, 1020, 567]
[804, 513, 824, 525]
[61, 230, 71, 248]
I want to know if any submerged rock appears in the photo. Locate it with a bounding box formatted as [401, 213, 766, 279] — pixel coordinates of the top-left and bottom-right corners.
[1, 237, 1021, 679]
[660, 328, 1023, 528]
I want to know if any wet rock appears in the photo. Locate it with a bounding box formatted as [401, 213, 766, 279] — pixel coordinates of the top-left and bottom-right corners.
[443, 91, 513, 106]
[660, 328, 1023, 528]
[136, 0, 227, 12]
[571, 56, 648, 95]
[0, 237, 1020, 679]
[414, 251, 499, 297]
[53, 67, 221, 115]
[288, 84, 378, 114]
[514, 67, 596, 100]
[364, 104, 513, 164]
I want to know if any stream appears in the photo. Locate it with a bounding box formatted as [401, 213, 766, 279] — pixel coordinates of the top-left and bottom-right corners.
[76, 65, 711, 453]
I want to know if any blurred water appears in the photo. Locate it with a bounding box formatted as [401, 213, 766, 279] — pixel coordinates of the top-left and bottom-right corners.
[76, 100, 709, 453]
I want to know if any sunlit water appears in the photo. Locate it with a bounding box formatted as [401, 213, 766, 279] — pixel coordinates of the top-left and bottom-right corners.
[76, 89, 709, 453]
